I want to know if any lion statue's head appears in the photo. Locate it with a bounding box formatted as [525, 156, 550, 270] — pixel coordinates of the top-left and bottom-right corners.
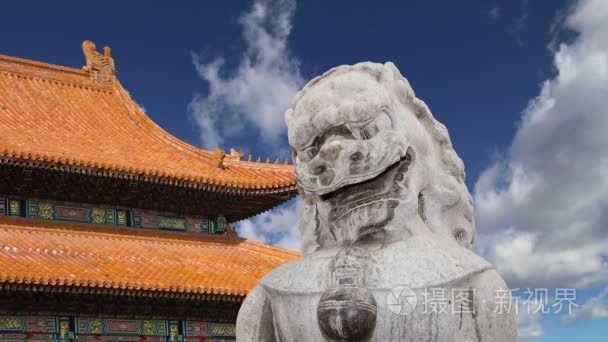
[285, 62, 474, 255]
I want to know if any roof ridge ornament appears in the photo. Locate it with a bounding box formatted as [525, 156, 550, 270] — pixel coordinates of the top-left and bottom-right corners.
[214, 148, 226, 169]
[81, 40, 115, 82]
[229, 148, 244, 160]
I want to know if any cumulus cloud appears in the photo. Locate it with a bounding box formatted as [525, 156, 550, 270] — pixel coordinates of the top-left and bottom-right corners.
[189, 0, 305, 152]
[235, 199, 301, 251]
[474, 0, 608, 289]
[563, 286, 608, 322]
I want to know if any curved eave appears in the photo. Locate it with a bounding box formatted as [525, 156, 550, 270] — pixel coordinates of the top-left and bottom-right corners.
[0, 53, 297, 198]
[0, 216, 300, 300]
[0, 156, 297, 196]
[0, 283, 247, 302]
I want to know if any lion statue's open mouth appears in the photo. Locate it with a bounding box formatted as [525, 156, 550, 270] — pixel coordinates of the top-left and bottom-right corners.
[321, 153, 412, 239]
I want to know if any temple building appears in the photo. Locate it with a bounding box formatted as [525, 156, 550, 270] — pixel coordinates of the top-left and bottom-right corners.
[0, 41, 298, 341]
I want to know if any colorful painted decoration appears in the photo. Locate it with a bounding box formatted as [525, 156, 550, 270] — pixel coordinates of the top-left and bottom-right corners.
[57, 317, 71, 342]
[209, 323, 236, 338]
[132, 210, 144, 227]
[216, 216, 227, 234]
[200, 219, 210, 233]
[209, 216, 227, 234]
[156, 215, 187, 231]
[168, 321, 180, 342]
[183, 321, 208, 337]
[0, 316, 24, 332]
[0, 316, 235, 341]
[77, 318, 168, 336]
[116, 209, 129, 226]
[91, 208, 106, 224]
[38, 202, 54, 220]
[8, 199, 22, 217]
[54, 205, 91, 222]
[0, 316, 60, 341]
[5, 195, 228, 235]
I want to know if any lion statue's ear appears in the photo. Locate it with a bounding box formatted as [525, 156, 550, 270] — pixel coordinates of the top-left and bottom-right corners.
[297, 196, 321, 255]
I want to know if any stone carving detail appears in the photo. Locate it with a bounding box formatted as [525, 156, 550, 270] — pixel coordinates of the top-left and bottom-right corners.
[82, 40, 115, 82]
[236, 62, 517, 341]
[317, 247, 377, 340]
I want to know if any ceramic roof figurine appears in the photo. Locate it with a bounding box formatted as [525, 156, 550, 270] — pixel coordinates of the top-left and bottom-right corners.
[236, 62, 517, 341]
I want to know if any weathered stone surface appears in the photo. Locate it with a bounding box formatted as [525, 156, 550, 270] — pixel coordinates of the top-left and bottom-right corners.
[236, 62, 517, 341]
[317, 247, 377, 341]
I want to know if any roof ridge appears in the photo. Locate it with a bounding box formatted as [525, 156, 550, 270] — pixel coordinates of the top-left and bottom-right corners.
[0, 40, 298, 202]
[113, 81, 217, 164]
[224, 158, 295, 170]
[0, 53, 111, 91]
[238, 238, 301, 259]
[112, 81, 296, 178]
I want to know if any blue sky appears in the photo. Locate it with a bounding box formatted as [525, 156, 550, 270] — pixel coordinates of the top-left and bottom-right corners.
[2, 0, 607, 340]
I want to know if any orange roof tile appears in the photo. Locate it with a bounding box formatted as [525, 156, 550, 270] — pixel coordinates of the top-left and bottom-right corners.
[0, 216, 299, 299]
[0, 43, 296, 195]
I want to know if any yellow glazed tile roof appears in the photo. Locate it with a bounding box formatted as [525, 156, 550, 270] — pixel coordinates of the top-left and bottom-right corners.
[0, 46, 296, 195]
[0, 216, 299, 298]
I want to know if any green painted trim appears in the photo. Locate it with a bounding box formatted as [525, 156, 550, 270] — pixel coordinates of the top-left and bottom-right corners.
[2, 194, 222, 236]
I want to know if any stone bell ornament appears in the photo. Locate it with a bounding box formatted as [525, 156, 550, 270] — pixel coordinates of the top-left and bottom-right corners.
[317, 247, 377, 341]
[236, 62, 518, 341]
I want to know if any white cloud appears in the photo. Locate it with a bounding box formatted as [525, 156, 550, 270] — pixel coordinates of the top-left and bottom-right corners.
[235, 199, 301, 251]
[485, 4, 500, 20]
[474, 0, 608, 289]
[563, 286, 608, 322]
[517, 299, 545, 340]
[507, 2, 529, 47]
[189, 0, 305, 151]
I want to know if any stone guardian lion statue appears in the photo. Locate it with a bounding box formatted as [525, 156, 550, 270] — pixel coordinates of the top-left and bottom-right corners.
[236, 62, 517, 342]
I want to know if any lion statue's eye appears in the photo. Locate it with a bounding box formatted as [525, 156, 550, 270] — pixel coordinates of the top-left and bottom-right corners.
[296, 137, 322, 162]
[454, 229, 472, 248]
[297, 145, 319, 162]
[355, 111, 392, 140]
[307, 147, 319, 160]
[359, 126, 376, 140]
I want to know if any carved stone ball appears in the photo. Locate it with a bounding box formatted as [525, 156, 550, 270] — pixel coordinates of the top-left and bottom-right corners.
[317, 284, 377, 341]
